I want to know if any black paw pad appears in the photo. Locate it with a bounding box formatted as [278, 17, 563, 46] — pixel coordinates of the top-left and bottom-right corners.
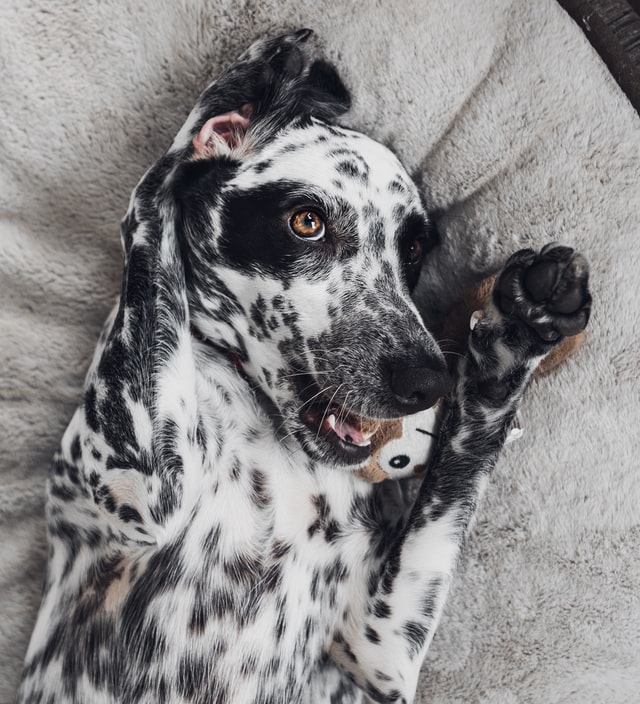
[495, 244, 591, 343]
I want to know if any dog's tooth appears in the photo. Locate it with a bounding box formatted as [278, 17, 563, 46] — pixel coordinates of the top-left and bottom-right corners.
[470, 310, 483, 330]
[328, 412, 374, 447]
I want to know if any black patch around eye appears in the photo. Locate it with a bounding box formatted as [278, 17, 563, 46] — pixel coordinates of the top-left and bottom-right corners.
[400, 212, 437, 253]
[399, 212, 432, 290]
[220, 182, 318, 275]
[424, 218, 440, 252]
[219, 181, 358, 276]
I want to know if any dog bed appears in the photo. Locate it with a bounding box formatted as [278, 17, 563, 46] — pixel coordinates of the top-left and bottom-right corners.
[1, 0, 638, 701]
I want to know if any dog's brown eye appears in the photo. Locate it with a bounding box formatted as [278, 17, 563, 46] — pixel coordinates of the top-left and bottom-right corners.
[404, 239, 424, 265]
[290, 210, 325, 241]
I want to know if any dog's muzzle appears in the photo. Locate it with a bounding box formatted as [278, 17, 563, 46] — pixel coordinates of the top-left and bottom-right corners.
[297, 352, 452, 465]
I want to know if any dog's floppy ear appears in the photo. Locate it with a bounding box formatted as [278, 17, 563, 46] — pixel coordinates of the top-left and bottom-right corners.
[305, 58, 352, 120]
[192, 105, 253, 159]
[222, 29, 351, 126]
[253, 50, 352, 124]
[176, 30, 351, 157]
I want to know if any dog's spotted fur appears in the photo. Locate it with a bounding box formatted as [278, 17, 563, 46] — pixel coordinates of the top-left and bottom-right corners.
[18, 31, 591, 704]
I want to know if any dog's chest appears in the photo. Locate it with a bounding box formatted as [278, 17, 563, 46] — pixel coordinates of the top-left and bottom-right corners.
[27, 357, 402, 702]
[124, 363, 391, 698]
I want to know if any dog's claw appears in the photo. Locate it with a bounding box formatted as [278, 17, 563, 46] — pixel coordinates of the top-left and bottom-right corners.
[293, 28, 314, 42]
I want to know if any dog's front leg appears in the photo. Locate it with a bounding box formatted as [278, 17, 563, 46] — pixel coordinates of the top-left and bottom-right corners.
[331, 245, 591, 704]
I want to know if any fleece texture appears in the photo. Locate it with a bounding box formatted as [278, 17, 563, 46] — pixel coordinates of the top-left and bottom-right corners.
[1, 0, 638, 701]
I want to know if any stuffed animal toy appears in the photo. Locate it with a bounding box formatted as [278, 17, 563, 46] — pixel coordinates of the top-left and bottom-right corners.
[357, 274, 586, 483]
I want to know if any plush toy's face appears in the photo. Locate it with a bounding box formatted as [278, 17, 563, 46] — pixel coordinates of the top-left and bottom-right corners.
[357, 404, 441, 482]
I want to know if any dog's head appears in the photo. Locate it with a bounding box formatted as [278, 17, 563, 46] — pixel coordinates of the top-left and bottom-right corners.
[162, 31, 451, 467]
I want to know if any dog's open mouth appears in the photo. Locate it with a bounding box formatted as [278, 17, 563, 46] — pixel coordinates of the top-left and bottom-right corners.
[299, 395, 381, 463]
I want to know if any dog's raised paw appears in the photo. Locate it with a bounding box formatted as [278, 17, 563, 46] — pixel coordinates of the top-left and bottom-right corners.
[494, 243, 591, 342]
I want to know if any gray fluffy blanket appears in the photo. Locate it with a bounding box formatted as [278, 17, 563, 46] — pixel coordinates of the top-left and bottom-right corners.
[1, 0, 638, 701]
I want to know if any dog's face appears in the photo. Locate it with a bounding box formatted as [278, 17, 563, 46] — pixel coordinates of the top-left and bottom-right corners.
[164, 32, 451, 466]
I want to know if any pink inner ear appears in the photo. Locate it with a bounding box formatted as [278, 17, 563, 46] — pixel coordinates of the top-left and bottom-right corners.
[193, 109, 251, 155]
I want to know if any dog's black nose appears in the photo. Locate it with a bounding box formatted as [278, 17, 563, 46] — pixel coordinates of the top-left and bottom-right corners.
[389, 358, 452, 415]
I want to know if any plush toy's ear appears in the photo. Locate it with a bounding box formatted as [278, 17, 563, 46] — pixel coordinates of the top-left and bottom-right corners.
[355, 420, 403, 483]
[192, 105, 253, 159]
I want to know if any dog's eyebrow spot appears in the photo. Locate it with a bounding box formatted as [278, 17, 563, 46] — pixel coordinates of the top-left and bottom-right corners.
[336, 160, 368, 184]
[327, 147, 354, 157]
[327, 147, 370, 171]
[388, 179, 408, 194]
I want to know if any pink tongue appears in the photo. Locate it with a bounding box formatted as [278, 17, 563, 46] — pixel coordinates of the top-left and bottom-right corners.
[327, 414, 371, 447]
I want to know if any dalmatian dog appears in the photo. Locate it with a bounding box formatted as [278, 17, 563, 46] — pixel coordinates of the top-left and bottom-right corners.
[18, 30, 591, 704]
